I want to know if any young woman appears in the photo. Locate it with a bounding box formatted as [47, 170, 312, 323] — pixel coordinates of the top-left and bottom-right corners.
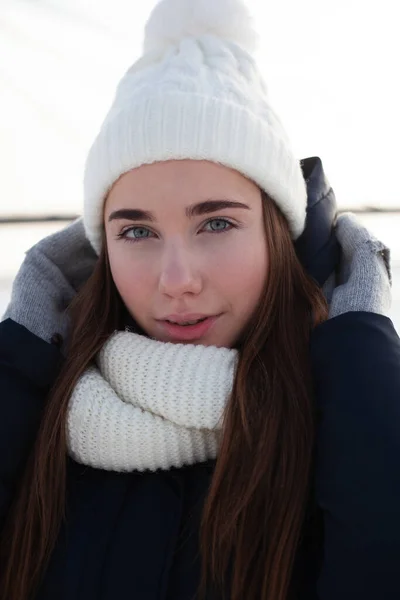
[1, 1, 400, 599]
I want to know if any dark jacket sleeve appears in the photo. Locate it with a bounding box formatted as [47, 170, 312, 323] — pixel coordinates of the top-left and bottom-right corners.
[0, 319, 62, 527]
[311, 312, 400, 600]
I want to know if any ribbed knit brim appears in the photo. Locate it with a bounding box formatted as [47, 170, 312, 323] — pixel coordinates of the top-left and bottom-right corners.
[84, 91, 307, 254]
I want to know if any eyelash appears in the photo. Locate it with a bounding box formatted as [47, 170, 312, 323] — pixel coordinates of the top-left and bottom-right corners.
[116, 218, 237, 243]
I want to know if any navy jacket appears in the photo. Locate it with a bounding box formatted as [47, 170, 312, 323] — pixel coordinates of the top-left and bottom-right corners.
[295, 156, 340, 287]
[1, 313, 400, 600]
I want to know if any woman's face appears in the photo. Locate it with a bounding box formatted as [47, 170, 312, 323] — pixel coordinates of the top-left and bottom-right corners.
[104, 160, 268, 347]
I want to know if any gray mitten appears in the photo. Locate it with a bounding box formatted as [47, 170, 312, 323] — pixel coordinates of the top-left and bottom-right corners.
[323, 213, 392, 318]
[2, 218, 97, 349]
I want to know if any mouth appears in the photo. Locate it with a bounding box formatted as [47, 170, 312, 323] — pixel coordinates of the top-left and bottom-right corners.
[157, 315, 220, 342]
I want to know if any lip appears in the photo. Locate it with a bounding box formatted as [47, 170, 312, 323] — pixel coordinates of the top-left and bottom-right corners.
[157, 315, 220, 342]
[162, 313, 210, 324]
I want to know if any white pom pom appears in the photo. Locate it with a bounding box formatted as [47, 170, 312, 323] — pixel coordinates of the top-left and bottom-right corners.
[143, 0, 258, 55]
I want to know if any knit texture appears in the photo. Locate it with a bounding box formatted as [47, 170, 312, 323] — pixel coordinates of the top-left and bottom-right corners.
[67, 331, 238, 471]
[2, 219, 96, 348]
[323, 213, 392, 318]
[83, 0, 307, 254]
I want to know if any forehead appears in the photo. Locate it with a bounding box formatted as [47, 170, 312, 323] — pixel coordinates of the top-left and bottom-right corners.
[104, 160, 262, 214]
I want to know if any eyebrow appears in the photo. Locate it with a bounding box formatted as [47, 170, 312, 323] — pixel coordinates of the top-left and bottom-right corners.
[108, 199, 251, 223]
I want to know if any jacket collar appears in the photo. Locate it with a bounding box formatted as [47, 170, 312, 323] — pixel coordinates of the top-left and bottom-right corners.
[295, 157, 340, 286]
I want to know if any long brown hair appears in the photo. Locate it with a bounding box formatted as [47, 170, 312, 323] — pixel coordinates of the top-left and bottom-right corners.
[0, 191, 328, 600]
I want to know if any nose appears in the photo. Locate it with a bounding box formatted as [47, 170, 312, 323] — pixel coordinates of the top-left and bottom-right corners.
[158, 240, 203, 298]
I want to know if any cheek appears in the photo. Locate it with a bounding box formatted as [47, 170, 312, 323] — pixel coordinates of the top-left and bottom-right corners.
[207, 236, 268, 309]
[107, 245, 153, 314]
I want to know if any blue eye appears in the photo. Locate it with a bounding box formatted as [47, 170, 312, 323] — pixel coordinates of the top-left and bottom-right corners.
[203, 218, 233, 232]
[117, 219, 235, 243]
[119, 226, 154, 241]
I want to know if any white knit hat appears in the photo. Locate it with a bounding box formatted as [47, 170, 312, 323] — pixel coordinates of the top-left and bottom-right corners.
[83, 0, 307, 254]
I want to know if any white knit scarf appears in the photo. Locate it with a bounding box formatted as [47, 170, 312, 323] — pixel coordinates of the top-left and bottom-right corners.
[66, 331, 238, 472]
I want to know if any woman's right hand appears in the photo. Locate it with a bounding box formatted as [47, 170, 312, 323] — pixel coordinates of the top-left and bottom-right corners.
[2, 218, 97, 352]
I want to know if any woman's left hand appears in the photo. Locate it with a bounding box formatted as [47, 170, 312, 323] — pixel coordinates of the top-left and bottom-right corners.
[323, 213, 392, 318]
